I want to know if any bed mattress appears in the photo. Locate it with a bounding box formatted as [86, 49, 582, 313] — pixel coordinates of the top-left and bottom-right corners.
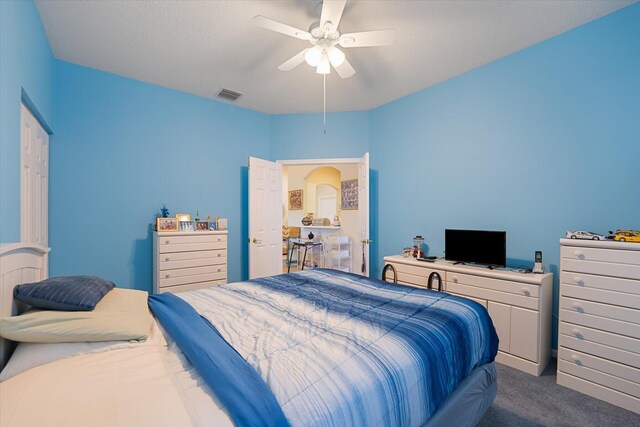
[1, 269, 498, 427]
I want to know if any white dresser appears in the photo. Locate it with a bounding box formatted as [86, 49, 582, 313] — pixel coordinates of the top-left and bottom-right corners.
[153, 231, 228, 294]
[557, 238, 640, 414]
[383, 255, 553, 376]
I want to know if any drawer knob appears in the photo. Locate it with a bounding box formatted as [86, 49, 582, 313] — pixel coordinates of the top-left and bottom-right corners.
[573, 277, 584, 286]
[521, 287, 530, 296]
[218, 268, 221, 272]
[572, 329, 583, 339]
[218, 238, 221, 242]
[570, 354, 583, 366]
[218, 253, 222, 257]
[452, 276, 458, 283]
[574, 250, 584, 259]
[165, 240, 170, 244]
[165, 257, 170, 262]
[572, 303, 584, 313]
[165, 274, 170, 279]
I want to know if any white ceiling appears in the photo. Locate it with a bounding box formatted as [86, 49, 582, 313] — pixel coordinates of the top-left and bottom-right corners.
[35, 0, 635, 114]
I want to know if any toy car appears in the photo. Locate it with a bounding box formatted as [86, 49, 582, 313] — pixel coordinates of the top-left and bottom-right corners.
[608, 229, 640, 242]
[565, 231, 608, 240]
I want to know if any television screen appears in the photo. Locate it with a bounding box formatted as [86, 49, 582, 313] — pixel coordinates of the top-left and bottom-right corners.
[445, 229, 506, 267]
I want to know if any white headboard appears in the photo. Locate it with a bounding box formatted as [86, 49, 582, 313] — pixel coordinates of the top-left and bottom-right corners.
[0, 243, 50, 370]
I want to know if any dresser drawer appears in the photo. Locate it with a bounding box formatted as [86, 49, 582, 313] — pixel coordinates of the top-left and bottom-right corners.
[157, 280, 226, 294]
[559, 347, 640, 386]
[448, 272, 539, 298]
[159, 240, 227, 253]
[159, 264, 226, 280]
[561, 309, 640, 340]
[560, 335, 639, 369]
[160, 253, 226, 270]
[562, 246, 640, 265]
[558, 359, 640, 399]
[561, 271, 640, 296]
[559, 322, 640, 356]
[561, 259, 640, 280]
[159, 269, 227, 288]
[561, 284, 640, 310]
[159, 234, 227, 245]
[395, 273, 428, 288]
[446, 282, 538, 310]
[159, 249, 226, 263]
[562, 297, 639, 325]
[387, 262, 445, 279]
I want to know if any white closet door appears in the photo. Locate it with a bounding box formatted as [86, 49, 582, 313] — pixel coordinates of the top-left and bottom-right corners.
[21, 104, 49, 246]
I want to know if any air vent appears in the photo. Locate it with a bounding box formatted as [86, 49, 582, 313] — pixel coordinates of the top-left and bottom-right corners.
[217, 88, 243, 102]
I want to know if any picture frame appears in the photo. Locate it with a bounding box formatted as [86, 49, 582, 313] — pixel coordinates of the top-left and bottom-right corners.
[176, 213, 190, 222]
[157, 217, 178, 232]
[288, 189, 303, 210]
[179, 221, 195, 232]
[341, 179, 359, 210]
[196, 221, 209, 231]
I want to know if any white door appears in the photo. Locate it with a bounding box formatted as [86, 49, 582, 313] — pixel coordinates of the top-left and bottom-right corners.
[20, 104, 49, 246]
[357, 153, 370, 276]
[248, 157, 282, 279]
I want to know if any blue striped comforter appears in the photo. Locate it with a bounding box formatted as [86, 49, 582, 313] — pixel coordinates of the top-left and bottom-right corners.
[178, 269, 498, 427]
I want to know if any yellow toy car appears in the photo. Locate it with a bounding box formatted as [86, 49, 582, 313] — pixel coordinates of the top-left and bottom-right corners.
[609, 229, 640, 242]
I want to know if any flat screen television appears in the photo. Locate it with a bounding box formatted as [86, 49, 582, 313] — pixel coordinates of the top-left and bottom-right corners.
[445, 229, 506, 267]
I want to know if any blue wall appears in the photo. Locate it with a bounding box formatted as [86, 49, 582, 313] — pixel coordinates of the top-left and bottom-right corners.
[0, 0, 54, 242]
[270, 112, 370, 160]
[50, 61, 270, 290]
[370, 4, 640, 347]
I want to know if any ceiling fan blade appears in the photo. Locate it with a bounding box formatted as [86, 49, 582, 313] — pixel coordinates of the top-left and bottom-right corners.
[320, 0, 346, 33]
[278, 49, 310, 71]
[339, 29, 396, 48]
[254, 15, 311, 41]
[334, 58, 355, 79]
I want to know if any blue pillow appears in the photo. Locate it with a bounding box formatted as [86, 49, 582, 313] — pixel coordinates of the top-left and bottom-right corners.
[13, 276, 116, 311]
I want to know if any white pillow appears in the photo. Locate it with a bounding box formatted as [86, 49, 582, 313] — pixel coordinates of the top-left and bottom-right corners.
[0, 288, 152, 343]
[0, 318, 166, 381]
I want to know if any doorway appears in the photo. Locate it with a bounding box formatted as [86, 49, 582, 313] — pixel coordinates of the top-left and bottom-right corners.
[248, 154, 370, 279]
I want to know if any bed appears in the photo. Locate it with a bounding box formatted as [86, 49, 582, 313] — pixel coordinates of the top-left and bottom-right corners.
[0, 244, 498, 427]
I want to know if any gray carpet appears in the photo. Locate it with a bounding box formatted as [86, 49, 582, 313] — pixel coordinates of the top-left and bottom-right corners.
[478, 359, 640, 426]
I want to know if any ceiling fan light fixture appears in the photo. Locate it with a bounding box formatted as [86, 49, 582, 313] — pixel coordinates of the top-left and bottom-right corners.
[317, 52, 331, 74]
[304, 46, 323, 66]
[327, 46, 345, 67]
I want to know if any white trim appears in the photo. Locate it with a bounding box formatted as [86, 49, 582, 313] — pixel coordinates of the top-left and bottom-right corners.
[277, 157, 361, 166]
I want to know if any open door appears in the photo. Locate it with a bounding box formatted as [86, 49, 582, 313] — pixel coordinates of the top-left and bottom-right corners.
[248, 157, 282, 279]
[358, 153, 371, 276]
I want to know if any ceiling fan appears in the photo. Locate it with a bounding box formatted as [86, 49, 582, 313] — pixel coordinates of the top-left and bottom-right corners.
[254, 0, 395, 78]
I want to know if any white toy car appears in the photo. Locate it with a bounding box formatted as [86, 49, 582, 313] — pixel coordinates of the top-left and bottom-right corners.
[565, 231, 607, 240]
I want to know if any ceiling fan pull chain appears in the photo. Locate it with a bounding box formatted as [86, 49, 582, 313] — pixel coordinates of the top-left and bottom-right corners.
[323, 73, 327, 134]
